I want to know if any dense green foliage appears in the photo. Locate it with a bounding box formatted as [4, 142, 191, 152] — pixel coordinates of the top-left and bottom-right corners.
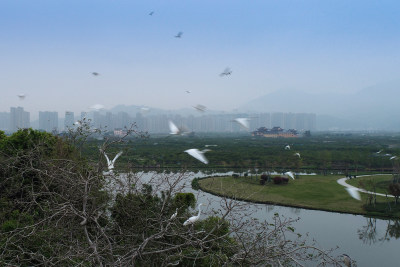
[0, 129, 240, 266]
[81, 133, 400, 173]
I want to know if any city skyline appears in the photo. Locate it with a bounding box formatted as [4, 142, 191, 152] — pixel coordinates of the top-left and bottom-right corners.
[0, 106, 316, 134]
[1, 1, 400, 117]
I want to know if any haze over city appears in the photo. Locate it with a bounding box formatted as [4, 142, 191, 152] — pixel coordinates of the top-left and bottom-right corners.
[1, 0, 400, 126]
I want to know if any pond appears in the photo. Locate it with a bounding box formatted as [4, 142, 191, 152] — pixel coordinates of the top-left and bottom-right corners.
[120, 171, 400, 266]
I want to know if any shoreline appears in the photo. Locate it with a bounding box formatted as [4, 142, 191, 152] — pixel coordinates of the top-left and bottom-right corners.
[198, 176, 400, 219]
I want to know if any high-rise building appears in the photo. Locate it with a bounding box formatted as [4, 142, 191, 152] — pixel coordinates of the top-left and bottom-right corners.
[0, 112, 10, 131]
[10, 107, 30, 132]
[283, 113, 296, 129]
[271, 112, 284, 128]
[39, 111, 58, 132]
[295, 113, 316, 131]
[64, 111, 75, 130]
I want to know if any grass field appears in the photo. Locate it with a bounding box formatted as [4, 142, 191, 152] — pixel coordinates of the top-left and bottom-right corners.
[198, 174, 400, 217]
[346, 174, 393, 195]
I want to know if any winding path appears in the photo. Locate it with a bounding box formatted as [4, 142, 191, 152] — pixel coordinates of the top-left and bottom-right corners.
[337, 175, 394, 198]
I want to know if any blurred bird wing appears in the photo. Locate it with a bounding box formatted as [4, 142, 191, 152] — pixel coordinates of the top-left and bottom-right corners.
[345, 188, 361, 201]
[103, 152, 111, 166]
[185, 149, 208, 164]
[194, 104, 206, 111]
[90, 104, 105, 110]
[169, 120, 180, 134]
[112, 151, 123, 163]
[285, 171, 295, 179]
[235, 118, 250, 129]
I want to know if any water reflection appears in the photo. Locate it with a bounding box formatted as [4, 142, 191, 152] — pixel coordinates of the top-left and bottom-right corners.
[119, 171, 400, 266]
[358, 217, 400, 244]
[385, 220, 400, 239]
[358, 217, 378, 244]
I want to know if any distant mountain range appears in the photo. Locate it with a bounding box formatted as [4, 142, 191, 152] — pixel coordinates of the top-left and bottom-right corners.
[239, 81, 400, 131]
[106, 81, 400, 131]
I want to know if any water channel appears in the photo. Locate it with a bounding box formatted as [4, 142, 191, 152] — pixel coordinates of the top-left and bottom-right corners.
[121, 171, 400, 266]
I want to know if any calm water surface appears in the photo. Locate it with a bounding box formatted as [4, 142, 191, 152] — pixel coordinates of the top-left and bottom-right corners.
[124, 171, 400, 266]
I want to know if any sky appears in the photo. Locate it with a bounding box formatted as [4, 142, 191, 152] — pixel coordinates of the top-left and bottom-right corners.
[1, 0, 400, 119]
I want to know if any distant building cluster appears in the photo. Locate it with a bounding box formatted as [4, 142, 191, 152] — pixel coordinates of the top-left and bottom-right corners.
[252, 127, 298, 138]
[0, 107, 316, 135]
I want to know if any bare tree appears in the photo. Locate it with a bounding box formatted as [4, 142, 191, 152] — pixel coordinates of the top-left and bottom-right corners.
[0, 125, 345, 266]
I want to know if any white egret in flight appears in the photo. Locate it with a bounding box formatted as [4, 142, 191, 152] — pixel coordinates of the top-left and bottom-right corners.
[284, 171, 295, 180]
[220, 67, 232, 76]
[140, 107, 150, 114]
[17, 94, 26, 100]
[376, 149, 383, 154]
[294, 152, 301, 158]
[234, 118, 250, 130]
[193, 104, 206, 112]
[169, 120, 187, 135]
[285, 145, 291, 150]
[101, 150, 123, 171]
[345, 188, 361, 201]
[183, 203, 203, 226]
[184, 149, 210, 164]
[390, 156, 397, 160]
[89, 104, 105, 111]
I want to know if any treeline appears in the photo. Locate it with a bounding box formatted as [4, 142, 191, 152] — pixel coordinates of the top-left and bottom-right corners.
[82, 133, 400, 173]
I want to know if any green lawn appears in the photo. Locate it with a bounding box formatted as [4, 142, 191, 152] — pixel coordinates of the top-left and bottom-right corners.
[346, 174, 393, 195]
[198, 174, 397, 216]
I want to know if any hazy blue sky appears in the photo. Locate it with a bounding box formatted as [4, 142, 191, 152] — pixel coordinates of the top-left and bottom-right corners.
[1, 0, 400, 117]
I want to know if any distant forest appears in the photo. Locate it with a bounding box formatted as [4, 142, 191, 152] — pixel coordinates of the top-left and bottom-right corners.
[82, 132, 400, 174]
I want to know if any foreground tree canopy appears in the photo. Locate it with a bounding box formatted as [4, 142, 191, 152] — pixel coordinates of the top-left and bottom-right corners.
[0, 128, 345, 266]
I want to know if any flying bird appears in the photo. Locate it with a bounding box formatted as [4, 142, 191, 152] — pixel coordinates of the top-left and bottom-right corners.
[169, 120, 187, 135]
[294, 152, 301, 158]
[219, 67, 232, 76]
[285, 145, 291, 150]
[92, 72, 99, 76]
[184, 149, 210, 164]
[89, 104, 105, 111]
[140, 107, 150, 114]
[175, 31, 183, 38]
[284, 171, 295, 180]
[185, 90, 191, 94]
[149, 11, 154, 15]
[17, 94, 26, 100]
[345, 187, 361, 201]
[183, 203, 203, 226]
[170, 208, 178, 220]
[193, 104, 206, 112]
[390, 156, 397, 160]
[101, 150, 123, 171]
[205, 145, 218, 147]
[234, 118, 250, 130]
[376, 149, 383, 154]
